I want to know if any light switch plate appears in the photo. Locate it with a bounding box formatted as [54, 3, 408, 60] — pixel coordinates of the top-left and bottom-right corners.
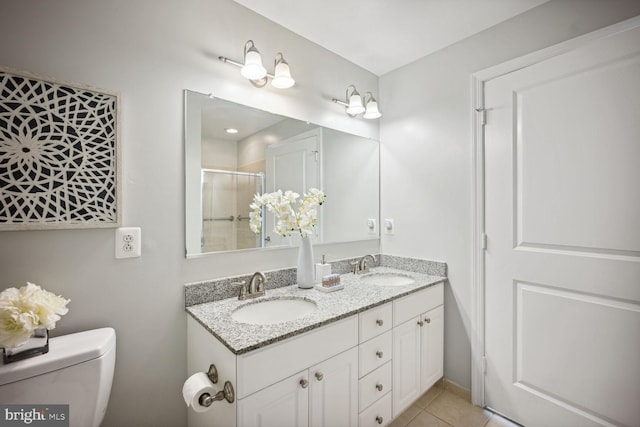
[367, 218, 377, 234]
[384, 219, 394, 235]
[115, 227, 141, 258]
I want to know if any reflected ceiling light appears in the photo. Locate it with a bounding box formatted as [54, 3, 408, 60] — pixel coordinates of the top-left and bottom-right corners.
[332, 85, 382, 119]
[218, 40, 295, 89]
[225, 128, 239, 134]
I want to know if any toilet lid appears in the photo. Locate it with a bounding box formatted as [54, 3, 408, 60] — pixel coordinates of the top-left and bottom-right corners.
[0, 327, 115, 386]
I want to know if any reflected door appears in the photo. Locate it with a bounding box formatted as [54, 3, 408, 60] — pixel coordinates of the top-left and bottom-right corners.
[265, 129, 321, 246]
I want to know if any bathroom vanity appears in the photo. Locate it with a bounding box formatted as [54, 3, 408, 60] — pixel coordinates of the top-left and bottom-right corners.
[186, 267, 445, 427]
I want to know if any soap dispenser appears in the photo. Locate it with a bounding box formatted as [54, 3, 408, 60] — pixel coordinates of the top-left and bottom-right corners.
[314, 255, 332, 284]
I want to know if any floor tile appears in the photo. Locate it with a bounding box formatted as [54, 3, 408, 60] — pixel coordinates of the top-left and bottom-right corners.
[425, 391, 492, 427]
[406, 411, 452, 427]
[414, 383, 444, 409]
[389, 404, 421, 427]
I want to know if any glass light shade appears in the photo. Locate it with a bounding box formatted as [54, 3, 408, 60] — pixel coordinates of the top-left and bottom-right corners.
[363, 100, 382, 119]
[271, 61, 295, 89]
[346, 93, 365, 115]
[241, 50, 267, 80]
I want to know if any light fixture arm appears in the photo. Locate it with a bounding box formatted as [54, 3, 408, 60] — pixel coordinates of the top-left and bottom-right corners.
[331, 84, 358, 116]
[331, 98, 349, 107]
[243, 40, 256, 59]
[363, 92, 376, 104]
[346, 85, 359, 100]
[274, 52, 286, 66]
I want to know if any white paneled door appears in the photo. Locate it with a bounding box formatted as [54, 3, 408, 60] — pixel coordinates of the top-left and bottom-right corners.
[483, 22, 640, 427]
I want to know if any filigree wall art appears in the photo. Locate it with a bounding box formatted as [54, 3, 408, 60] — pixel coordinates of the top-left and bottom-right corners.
[0, 67, 121, 230]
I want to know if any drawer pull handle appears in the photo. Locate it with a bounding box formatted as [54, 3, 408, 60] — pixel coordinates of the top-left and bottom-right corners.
[376, 350, 384, 359]
[417, 320, 424, 327]
[376, 415, 384, 424]
[376, 319, 384, 326]
[376, 383, 383, 392]
[315, 372, 324, 381]
[300, 379, 308, 389]
[425, 318, 431, 324]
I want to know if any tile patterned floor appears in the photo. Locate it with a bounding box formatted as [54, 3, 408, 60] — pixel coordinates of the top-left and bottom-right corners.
[389, 381, 521, 427]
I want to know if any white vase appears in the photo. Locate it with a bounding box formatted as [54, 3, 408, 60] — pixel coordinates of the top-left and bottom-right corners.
[297, 236, 315, 289]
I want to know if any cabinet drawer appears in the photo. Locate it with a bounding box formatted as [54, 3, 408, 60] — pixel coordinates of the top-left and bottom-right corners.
[238, 316, 358, 399]
[359, 330, 392, 378]
[359, 303, 392, 343]
[359, 361, 392, 411]
[358, 392, 391, 427]
[393, 283, 443, 326]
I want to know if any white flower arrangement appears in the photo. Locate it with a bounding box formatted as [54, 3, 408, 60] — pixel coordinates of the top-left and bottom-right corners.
[0, 282, 70, 349]
[250, 188, 326, 238]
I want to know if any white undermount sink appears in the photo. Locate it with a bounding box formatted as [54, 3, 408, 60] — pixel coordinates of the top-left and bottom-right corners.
[231, 297, 318, 325]
[359, 272, 415, 287]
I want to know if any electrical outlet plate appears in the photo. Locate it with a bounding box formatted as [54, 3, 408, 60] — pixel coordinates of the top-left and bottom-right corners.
[115, 227, 141, 258]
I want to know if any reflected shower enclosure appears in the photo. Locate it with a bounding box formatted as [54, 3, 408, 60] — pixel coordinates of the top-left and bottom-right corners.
[201, 169, 265, 252]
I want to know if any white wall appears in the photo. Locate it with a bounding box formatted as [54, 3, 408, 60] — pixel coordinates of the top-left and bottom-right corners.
[379, 0, 640, 389]
[322, 128, 379, 243]
[0, 1, 378, 426]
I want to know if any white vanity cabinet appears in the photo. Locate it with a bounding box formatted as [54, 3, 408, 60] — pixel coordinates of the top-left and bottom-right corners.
[186, 280, 444, 427]
[187, 315, 359, 427]
[392, 283, 444, 417]
[238, 347, 358, 427]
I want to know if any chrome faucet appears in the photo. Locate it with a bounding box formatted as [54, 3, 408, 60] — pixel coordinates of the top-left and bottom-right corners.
[351, 254, 376, 274]
[234, 272, 266, 300]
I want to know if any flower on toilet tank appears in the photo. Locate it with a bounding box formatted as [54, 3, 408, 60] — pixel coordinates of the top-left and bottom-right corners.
[0, 282, 70, 348]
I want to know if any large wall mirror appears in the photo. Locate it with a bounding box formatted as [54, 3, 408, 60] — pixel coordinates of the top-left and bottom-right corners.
[185, 90, 380, 257]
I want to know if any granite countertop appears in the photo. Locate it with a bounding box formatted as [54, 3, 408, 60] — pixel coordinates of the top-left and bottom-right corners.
[186, 267, 445, 355]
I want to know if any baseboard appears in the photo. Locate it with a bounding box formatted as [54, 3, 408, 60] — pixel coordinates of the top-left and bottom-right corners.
[444, 378, 471, 402]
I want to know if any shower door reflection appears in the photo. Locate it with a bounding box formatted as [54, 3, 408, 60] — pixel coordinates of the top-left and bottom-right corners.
[201, 169, 265, 252]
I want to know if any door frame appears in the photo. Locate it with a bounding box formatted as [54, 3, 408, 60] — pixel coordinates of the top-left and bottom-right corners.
[469, 16, 640, 407]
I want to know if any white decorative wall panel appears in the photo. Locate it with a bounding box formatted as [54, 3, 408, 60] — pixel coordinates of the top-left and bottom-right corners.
[0, 68, 120, 229]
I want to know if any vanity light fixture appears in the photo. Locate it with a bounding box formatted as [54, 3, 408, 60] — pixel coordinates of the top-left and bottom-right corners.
[271, 53, 295, 89]
[219, 40, 295, 89]
[362, 92, 382, 119]
[240, 40, 267, 80]
[224, 128, 239, 134]
[332, 85, 382, 119]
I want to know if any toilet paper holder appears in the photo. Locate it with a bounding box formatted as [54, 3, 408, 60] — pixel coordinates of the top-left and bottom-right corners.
[199, 363, 235, 406]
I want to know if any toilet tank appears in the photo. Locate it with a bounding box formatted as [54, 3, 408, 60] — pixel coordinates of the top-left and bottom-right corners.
[0, 328, 116, 427]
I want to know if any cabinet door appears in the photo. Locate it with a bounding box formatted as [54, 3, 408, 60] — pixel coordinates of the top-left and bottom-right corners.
[392, 316, 422, 417]
[420, 305, 444, 393]
[309, 347, 358, 427]
[238, 371, 309, 427]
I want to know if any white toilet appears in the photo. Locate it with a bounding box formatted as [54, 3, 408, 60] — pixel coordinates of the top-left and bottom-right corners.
[0, 328, 116, 427]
